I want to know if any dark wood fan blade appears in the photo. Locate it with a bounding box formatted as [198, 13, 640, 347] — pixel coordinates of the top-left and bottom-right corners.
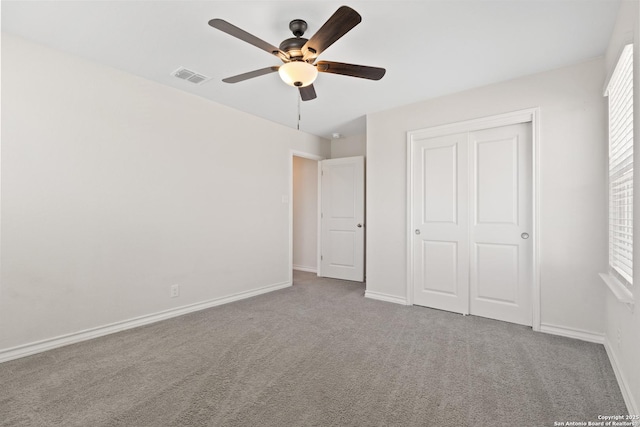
[299, 84, 317, 101]
[209, 19, 285, 58]
[316, 61, 386, 80]
[222, 66, 279, 83]
[302, 6, 361, 61]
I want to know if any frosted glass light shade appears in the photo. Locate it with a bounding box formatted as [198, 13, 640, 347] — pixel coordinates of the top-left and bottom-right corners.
[278, 62, 318, 87]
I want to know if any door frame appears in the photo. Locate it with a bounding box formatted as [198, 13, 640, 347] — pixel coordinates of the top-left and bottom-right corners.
[406, 108, 541, 331]
[289, 150, 325, 284]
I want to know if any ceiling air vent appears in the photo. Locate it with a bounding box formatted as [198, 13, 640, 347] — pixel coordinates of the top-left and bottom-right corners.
[172, 67, 209, 85]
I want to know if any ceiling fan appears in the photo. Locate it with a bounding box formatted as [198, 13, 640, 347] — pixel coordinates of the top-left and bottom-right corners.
[208, 6, 386, 101]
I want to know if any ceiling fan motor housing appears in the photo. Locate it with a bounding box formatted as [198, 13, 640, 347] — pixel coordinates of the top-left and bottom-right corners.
[279, 37, 308, 60]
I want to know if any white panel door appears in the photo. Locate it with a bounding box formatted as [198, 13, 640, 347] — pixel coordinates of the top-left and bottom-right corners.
[411, 123, 532, 326]
[319, 156, 365, 282]
[469, 123, 532, 326]
[412, 133, 469, 313]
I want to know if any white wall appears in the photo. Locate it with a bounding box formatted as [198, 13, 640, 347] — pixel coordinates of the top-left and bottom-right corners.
[0, 34, 330, 354]
[367, 58, 608, 336]
[603, 0, 640, 415]
[292, 156, 318, 272]
[331, 134, 366, 158]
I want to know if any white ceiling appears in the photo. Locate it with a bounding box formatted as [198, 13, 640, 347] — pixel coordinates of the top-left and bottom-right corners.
[1, 0, 622, 139]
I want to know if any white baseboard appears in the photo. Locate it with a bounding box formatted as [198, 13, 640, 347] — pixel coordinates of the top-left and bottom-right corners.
[604, 337, 639, 416]
[0, 280, 292, 364]
[539, 323, 605, 344]
[365, 290, 408, 305]
[292, 265, 317, 273]
[537, 324, 640, 415]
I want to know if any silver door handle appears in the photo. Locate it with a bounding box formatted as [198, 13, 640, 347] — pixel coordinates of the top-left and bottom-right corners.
[521, 232, 529, 239]
[415, 229, 421, 235]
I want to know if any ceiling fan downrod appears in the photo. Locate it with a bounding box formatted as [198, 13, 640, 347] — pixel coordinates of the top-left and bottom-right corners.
[279, 20, 309, 61]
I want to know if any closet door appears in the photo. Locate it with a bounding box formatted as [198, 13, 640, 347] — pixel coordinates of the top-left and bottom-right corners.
[411, 133, 469, 314]
[410, 122, 533, 326]
[469, 123, 532, 326]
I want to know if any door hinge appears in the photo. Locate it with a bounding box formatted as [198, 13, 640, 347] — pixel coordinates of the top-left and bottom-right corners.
[321, 255, 323, 260]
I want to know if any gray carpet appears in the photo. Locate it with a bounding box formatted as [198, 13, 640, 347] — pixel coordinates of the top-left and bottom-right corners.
[0, 271, 627, 426]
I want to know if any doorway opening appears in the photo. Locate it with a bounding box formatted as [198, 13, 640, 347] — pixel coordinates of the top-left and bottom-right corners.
[289, 151, 323, 284]
[292, 155, 320, 275]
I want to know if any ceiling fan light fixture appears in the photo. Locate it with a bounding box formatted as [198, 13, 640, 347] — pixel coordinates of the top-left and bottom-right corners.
[278, 61, 318, 87]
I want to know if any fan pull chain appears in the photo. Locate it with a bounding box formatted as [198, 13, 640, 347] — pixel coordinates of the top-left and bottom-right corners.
[297, 93, 301, 131]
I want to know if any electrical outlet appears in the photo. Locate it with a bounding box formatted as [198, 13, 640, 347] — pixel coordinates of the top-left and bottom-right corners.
[170, 284, 180, 298]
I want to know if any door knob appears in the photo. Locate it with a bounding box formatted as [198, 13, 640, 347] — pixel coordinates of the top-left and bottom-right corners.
[357, 223, 363, 228]
[415, 229, 421, 235]
[521, 232, 529, 239]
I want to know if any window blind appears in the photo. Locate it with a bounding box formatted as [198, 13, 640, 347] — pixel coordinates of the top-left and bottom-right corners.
[607, 44, 634, 286]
